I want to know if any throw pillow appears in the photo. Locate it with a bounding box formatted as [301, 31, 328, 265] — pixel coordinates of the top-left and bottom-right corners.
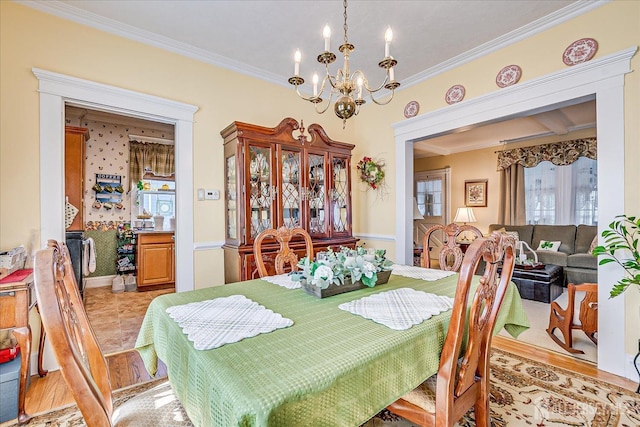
[495, 227, 519, 242]
[588, 235, 598, 254]
[537, 240, 561, 252]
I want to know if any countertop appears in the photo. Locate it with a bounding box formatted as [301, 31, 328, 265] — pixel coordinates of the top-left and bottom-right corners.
[133, 229, 175, 234]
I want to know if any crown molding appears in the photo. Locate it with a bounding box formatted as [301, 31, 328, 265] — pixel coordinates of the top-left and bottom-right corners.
[18, 0, 286, 87]
[399, 0, 609, 90]
[18, 0, 607, 90]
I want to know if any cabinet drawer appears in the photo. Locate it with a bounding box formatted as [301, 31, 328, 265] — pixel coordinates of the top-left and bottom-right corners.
[137, 233, 174, 245]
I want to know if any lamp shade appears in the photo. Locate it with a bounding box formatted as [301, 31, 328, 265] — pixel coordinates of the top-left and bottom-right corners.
[413, 198, 424, 220]
[453, 207, 476, 223]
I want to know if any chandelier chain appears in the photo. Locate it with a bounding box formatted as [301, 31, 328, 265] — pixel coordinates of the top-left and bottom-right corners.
[343, 0, 348, 45]
[287, 0, 398, 124]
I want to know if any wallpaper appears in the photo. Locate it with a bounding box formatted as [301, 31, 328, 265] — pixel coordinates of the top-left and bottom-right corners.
[64, 117, 173, 229]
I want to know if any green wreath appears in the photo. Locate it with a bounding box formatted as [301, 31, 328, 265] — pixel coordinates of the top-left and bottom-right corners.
[356, 157, 385, 190]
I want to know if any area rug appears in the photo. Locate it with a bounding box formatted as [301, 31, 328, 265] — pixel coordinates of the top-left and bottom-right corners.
[2, 349, 638, 427]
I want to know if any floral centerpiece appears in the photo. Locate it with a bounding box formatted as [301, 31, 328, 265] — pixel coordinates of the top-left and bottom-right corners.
[293, 246, 393, 298]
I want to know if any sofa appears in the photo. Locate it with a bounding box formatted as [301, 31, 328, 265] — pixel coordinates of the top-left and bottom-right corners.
[488, 224, 598, 285]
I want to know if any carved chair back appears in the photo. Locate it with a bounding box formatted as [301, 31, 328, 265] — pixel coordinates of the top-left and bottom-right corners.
[34, 240, 192, 426]
[34, 240, 114, 426]
[422, 223, 483, 271]
[253, 226, 314, 277]
[388, 232, 516, 427]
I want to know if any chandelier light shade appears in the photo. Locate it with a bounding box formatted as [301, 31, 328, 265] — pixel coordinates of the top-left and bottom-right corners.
[453, 207, 477, 224]
[288, 0, 400, 127]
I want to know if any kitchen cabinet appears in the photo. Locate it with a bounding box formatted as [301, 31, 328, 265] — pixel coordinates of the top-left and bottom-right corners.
[136, 232, 174, 288]
[64, 126, 89, 231]
[221, 117, 357, 283]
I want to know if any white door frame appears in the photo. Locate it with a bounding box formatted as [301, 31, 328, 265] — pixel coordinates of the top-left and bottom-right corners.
[33, 68, 198, 293]
[393, 47, 637, 379]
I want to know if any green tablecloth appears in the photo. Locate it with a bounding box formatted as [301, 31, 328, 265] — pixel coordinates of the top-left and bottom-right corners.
[135, 273, 529, 427]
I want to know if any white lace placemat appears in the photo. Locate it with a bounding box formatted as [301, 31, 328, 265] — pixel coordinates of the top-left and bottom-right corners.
[261, 274, 301, 289]
[338, 288, 454, 330]
[391, 264, 456, 281]
[166, 295, 293, 350]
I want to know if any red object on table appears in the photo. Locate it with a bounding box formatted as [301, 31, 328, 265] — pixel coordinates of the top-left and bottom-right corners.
[0, 346, 20, 364]
[0, 269, 33, 284]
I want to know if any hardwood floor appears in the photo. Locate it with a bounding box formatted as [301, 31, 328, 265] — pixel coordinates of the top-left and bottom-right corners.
[19, 288, 639, 417]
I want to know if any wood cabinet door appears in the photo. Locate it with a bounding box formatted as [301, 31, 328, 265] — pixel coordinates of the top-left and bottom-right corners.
[65, 126, 88, 231]
[138, 243, 174, 286]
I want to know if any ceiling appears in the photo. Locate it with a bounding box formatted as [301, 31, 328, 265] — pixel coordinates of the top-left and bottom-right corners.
[29, 0, 600, 156]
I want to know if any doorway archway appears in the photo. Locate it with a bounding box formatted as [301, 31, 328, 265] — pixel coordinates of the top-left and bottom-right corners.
[393, 47, 637, 378]
[33, 68, 198, 293]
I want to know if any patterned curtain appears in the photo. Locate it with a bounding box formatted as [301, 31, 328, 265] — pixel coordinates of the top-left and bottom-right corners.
[496, 137, 596, 171]
[496, 137, 596, 225]
[129, 141, 175, 186]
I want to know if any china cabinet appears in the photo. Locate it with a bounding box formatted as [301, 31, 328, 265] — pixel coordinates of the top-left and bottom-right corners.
[221, 117, 357, 282]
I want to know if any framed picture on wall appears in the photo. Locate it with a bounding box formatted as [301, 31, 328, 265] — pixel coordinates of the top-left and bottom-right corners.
[465, 179, 487, 207]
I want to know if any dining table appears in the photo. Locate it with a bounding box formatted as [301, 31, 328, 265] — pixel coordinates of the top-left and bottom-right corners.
[135, 267, 529, 427]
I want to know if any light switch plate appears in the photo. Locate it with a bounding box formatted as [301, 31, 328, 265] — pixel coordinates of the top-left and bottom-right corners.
[197, 188, 205, 201]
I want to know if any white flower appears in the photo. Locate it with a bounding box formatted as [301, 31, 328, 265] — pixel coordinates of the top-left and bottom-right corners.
[313, 265, 335, 289]
[362, 260, 376, 278]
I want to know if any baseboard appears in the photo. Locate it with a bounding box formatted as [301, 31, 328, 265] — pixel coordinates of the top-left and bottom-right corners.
[84, 275, 116, 288]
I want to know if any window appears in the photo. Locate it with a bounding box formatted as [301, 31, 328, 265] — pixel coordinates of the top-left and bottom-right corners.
[524, 157, 597, 225]
[416, 178, 442, 217]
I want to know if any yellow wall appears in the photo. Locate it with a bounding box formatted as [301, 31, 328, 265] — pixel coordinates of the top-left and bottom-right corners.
[2, 2, 639, 358]
[0, 1, 358, 290]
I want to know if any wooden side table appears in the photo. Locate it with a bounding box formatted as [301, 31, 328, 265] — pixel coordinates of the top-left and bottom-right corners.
[0, 269, 35, 424]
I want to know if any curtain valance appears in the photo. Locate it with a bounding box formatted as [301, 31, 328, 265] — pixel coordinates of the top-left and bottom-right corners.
[496, 137, 596, 171]
[129, 141, 175, 186]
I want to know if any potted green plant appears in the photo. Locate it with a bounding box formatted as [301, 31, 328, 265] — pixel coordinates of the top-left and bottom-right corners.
[592, 215, 640, 298]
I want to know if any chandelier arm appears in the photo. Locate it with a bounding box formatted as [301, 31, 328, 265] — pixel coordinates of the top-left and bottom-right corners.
[368, 87, 397, 106]
[293, 85, 320, 102]
[325, 64, 340, 90]
[352, 70, 389, 94]
[314, 91, 335, 115]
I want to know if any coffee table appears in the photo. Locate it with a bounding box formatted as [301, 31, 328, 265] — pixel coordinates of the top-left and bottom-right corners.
[508, 264, 564, 303]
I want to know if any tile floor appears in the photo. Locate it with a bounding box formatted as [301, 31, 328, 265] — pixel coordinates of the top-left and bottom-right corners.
[84, 286, 174, 354]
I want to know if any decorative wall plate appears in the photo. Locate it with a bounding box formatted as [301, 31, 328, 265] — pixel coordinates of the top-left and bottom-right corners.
[563, 38, 598, 66]
[496, 65, 522, 88]
[404, 100, 420, 118]
[445, 85, 465, 105]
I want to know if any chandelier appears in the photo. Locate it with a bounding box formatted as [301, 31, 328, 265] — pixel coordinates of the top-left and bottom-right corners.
[288, 0, 400, 127]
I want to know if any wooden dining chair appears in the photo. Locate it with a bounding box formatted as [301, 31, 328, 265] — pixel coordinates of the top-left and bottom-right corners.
[387, 231, 516, 427]
[253, 226, 314, 277]
[422, 223, 483, 271]
[546, 282, 598, 354]
[34, 240, 192, 427]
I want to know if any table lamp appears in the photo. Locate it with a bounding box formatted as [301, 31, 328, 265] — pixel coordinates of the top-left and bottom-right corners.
[453, 207, 476, 242]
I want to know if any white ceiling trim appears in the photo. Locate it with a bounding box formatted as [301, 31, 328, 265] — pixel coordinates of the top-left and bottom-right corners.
[18, 0, 285, 86]
[389, 0, 607, 89]
[18, 0, 607, 91]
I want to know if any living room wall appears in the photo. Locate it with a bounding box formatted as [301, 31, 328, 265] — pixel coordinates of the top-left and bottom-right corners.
[414, 127, 597, 233]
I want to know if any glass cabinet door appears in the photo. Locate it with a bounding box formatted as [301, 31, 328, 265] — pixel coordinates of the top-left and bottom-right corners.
[226, 154, 237, 240]
[248, 145, 273, 239]
[330, 156, 350, 235]
[280, 149, 302, 228]
[307, 153, 328, 237]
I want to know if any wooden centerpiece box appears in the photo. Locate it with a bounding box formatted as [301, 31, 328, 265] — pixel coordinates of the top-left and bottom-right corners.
[301, 269, 391, 298]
